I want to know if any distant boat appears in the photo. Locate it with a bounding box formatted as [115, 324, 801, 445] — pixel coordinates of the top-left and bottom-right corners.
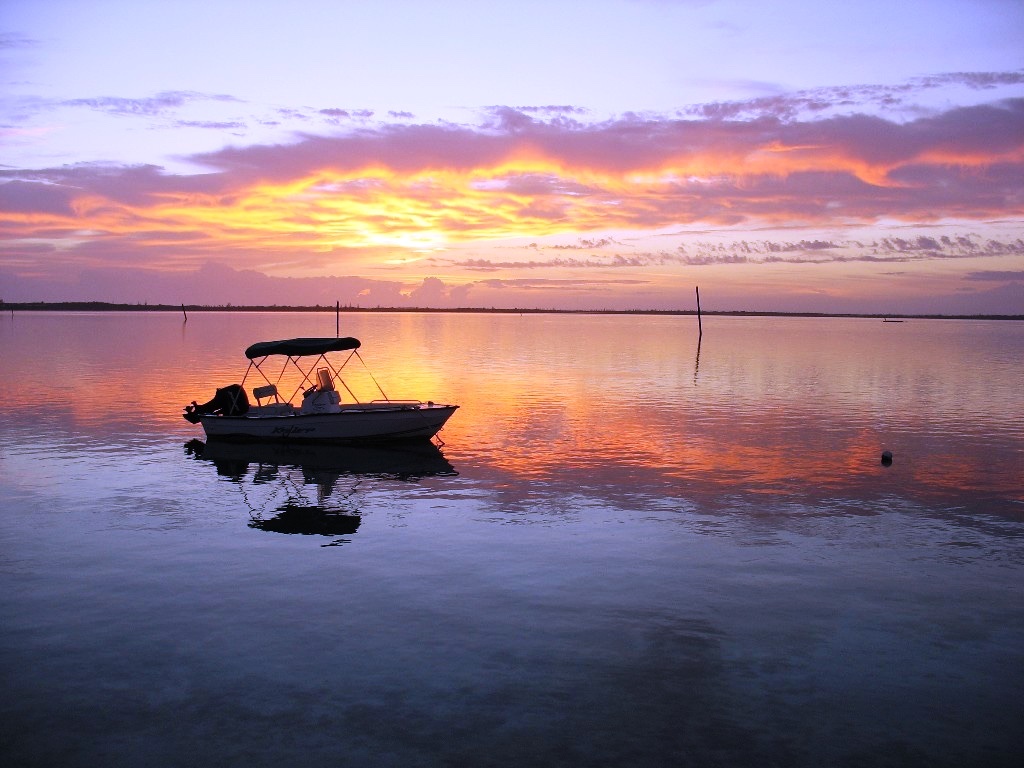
[882, 318, 905, 323]
[183, 336, 458, 443]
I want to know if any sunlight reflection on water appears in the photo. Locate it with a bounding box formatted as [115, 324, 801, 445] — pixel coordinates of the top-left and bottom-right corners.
[1, 311, 1022, 767]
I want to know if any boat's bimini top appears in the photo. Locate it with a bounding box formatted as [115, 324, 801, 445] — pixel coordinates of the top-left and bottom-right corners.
[245, 337, 361, 359]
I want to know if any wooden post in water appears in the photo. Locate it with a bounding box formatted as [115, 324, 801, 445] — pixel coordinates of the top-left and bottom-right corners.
[181, 304, 188, 322]
[336, 300, 340, 337]
[695, 286, 703, 338]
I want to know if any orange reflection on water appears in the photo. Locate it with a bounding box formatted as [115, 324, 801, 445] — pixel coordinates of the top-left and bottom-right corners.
[3, 312, 1021, 514]
[450, 390, 879, 492]
[431, 314, 1024, 511]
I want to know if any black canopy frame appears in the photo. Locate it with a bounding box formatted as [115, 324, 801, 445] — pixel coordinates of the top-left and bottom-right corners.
[238, 337, 390, 407]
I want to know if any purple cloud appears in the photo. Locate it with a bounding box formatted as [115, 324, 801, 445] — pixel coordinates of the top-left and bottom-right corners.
[965, 270, 1024, 282]
[61, 90, 239, 117]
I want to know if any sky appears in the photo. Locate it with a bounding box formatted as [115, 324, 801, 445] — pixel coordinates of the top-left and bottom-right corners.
[1, 0, 1023, 314]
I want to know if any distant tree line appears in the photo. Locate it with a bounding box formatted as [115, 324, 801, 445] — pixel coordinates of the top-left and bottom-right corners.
[0, 300, 1020, 321]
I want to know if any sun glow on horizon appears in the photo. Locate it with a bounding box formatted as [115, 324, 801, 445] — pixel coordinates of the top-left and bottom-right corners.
[6, 154, 1011, 256]
[1, 100, 1021, 312]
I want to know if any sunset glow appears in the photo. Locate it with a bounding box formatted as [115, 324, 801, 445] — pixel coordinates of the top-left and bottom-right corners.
[1, 0, 1022, 313]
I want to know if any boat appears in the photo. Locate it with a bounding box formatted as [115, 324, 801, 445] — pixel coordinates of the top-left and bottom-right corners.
[182, 336, 459, 443]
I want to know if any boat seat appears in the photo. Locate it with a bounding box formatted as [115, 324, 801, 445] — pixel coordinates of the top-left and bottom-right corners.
[251, 402, 294, 416]
[252, 384, 280, 405]
[316, 367, 336, 391]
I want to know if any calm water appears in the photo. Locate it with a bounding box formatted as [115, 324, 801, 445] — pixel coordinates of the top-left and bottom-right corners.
[1, 311, 1022, 767]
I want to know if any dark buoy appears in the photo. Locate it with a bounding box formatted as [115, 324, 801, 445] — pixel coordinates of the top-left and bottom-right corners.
[881, 450, 893, 466]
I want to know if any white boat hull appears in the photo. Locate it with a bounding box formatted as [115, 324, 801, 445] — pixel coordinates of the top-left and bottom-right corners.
[199, 403, 458, 443]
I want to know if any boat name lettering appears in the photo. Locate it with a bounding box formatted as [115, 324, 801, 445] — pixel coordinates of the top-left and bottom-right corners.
[271, 426, 317, 436]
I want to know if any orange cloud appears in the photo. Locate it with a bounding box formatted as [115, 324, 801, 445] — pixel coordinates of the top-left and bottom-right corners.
[1, 101, 1022, 284]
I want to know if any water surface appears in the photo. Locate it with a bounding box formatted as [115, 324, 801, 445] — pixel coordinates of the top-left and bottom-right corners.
[1, 311, 1022, 767]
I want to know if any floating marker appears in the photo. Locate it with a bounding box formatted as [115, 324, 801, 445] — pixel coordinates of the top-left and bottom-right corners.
[881, 450, 893, 466]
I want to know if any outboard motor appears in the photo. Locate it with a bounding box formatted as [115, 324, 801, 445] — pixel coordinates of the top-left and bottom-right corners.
[183, 384, 249, 423]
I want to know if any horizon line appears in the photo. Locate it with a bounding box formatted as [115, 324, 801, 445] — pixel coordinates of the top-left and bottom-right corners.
[2, 301, 1021, 321]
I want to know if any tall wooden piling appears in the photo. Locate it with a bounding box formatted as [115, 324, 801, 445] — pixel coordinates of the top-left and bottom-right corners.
[695, 286, 703, 338]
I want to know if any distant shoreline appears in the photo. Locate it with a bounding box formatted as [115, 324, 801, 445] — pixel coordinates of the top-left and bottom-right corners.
[1, 301, 1021, 321]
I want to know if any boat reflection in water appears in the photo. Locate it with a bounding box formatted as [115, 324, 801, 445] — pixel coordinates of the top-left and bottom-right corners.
[185, 439, 456, 543]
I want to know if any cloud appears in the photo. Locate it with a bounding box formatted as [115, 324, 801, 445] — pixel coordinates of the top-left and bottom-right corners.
[0, 261, 463, 307]
[547, 237, 623, 250]
[191, 97, 1024, 202]
[0, 179, 76, 215]
[319, 108, 375, 123]
[406, 275, 448, 303]
[23, 97, 1023, 202]
[674, 234, 1024, 266]
[440, 255, 652, 271]
[0, 259, 656, 310]
[61, 90, 239, 117]
[1, 90, 1022, 285]
[439, 234, 1024, 271]
[686, 71, 1024, 121]
[965, 270, 1024, 282]
[517, 105, 590, 115]
[473, 277, 649, 291]
[916, 71, 1024, 90]
[0, 33, 39, 50]
[173, 120, 247, 130]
